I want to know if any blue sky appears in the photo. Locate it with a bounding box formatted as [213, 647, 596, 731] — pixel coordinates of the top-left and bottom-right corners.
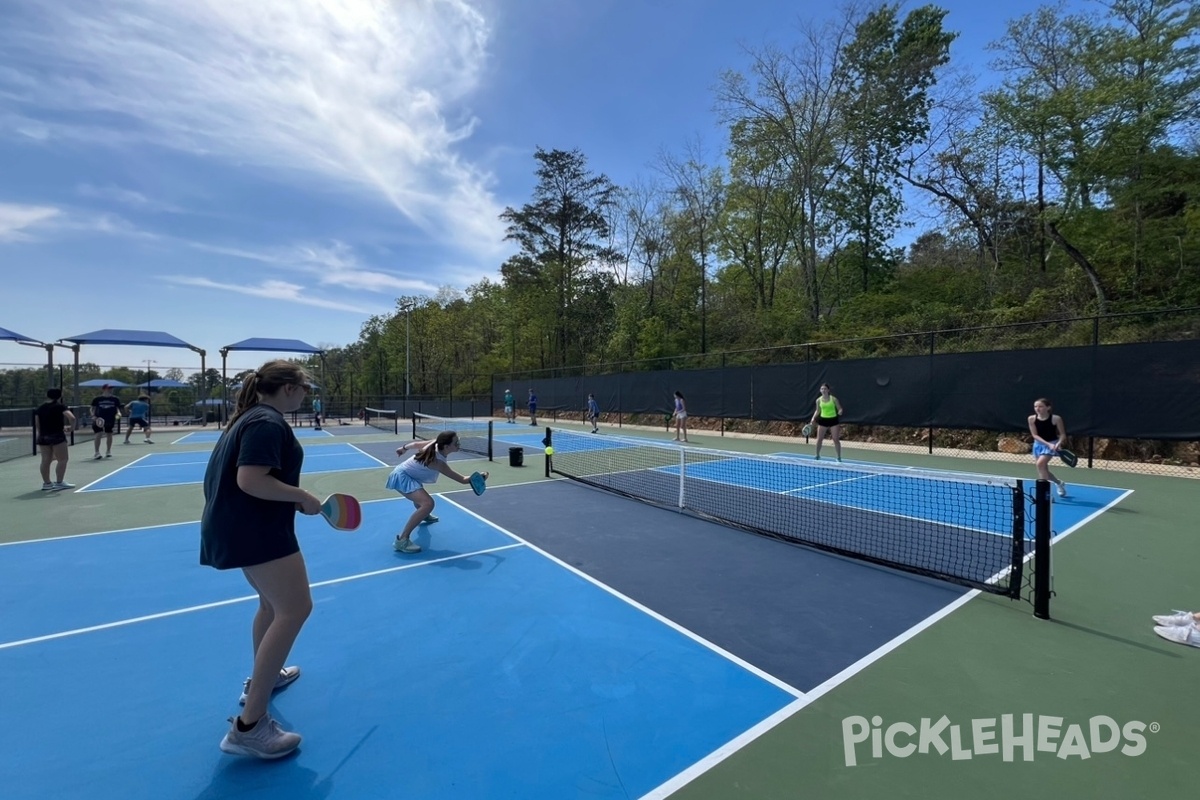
[0, 0, 1084, 374]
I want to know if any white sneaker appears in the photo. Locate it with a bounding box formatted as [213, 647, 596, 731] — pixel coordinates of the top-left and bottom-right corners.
[239, 665, 301, 705]
[1152, 611, 1197, 627]
[1056, 482, 1067, 497]
[41, 482, 53, 491]
[219, 713, 301, 759]
[51, 482, 75, 491]
[1153, 623, 1200, 648]
[93, 453, 103, 460]
[144, 438, 154, 444]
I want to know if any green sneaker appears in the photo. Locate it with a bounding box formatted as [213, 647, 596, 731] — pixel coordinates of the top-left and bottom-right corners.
[394, 537, 421, 553]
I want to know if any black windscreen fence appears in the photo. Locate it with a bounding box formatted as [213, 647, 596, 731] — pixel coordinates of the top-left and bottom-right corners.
[494, 339, 1200, 440]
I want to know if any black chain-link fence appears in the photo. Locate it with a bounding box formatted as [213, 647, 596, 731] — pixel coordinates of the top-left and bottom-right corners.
[495, 308, 1200, 478]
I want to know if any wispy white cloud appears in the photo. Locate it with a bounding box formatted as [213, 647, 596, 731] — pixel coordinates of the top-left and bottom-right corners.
[0, 0, 509, 263]
[0, 202, 59, 241]
[76, 183, 182, 213]
[163, 276, 377, 314]
[188, 240, 440, 295]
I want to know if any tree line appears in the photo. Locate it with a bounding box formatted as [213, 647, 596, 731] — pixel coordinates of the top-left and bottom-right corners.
[4, 2, 1197, 409]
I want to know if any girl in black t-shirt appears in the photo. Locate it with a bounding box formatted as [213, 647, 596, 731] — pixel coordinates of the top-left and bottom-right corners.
[200, 360, 322, 760]
[33, 388, 75, 491]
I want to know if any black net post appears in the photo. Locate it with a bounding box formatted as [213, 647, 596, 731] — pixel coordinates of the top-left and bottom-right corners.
[543, 428, 552, 478]
[1033, 480, 1053, 620]
[1009, 480, 1026, 596]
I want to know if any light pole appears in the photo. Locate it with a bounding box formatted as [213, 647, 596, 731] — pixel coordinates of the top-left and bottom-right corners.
[399, 300, 414, 404]
[144, 359, 156, 424]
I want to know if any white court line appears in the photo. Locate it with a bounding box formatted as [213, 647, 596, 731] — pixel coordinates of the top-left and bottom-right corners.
[1049, 488, 1134, 544]
[782, 473, 880, 493]
[638, 590, 978, 800]
[74, 452, 156, 492]
[0, 542, 524, 651]
[121, 448, 361, 470]
[348, 442, 392, 468]
[684, 469, 1005, 537]
[443, 496, 805, 700]
[639, 484, 1138, 800]
[0, 496, 410, 546]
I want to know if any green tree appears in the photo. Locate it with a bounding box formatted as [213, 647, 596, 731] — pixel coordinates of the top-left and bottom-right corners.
[500, 148, 621, 368]
[835, 3, 956, 292]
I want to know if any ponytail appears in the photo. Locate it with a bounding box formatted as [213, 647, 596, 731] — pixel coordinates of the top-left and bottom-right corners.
[415, 430, 458, 465]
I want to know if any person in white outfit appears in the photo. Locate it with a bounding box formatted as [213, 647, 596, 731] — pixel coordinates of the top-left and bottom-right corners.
[386, 430, 488, 553]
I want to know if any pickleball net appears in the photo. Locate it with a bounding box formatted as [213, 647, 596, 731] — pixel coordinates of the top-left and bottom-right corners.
[413, 412, 494, 460]
[364, 407, 399, 435]
[545, 429, 1052, 613]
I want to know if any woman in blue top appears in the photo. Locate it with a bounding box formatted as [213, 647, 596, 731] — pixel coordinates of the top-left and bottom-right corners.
[1027, 397, 1068, 498]
[123, 394, 154, 444]
[586, 393, 600, 433]
[387, 431, 488, 553]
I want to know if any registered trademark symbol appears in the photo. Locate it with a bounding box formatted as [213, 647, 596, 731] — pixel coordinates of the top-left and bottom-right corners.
[1149, 722, 1161, 734]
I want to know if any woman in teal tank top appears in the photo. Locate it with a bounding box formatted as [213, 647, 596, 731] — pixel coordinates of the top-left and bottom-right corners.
[808, 383, 844, 461]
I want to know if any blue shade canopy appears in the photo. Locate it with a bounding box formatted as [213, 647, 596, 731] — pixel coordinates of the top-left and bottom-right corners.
[195, 399, 233, 407]
[79, 379, 132, 388]
[140, 379, 191, 389]
[221, 338, 322, 354]
[0, 326, 40, 343]
[59, 329, 201, 350]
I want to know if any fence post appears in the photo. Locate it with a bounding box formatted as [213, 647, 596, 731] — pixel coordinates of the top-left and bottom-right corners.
[1089, 314, 1100, 468]
[928, 332, 935, 455]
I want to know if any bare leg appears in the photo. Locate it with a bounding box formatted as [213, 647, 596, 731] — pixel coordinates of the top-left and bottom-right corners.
[814, 426, 826, 459]
[832, 426, 842, 460]
[39, 446, 52, 483]
[239, 553, 313, 724]
[53, 443, 69, 481]
[1035, 454, 1062, 486]
[397, 489, 434, 544]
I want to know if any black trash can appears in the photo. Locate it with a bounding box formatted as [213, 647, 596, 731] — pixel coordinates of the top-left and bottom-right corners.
[508, 446, 524, 467]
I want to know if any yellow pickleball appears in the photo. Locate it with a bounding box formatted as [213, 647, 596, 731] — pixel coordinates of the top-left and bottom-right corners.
[545, 446, 554, 456]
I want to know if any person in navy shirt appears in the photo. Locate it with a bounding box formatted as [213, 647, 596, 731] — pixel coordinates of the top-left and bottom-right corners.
[527, 388, 538, 426]
[90, 384, 122, 459]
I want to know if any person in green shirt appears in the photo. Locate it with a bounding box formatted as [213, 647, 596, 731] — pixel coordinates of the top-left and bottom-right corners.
[808, 383, 845, 462]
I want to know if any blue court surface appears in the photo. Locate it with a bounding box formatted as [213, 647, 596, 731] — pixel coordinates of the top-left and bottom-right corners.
[173, 428, 337, 444]
[77, 443, 388, 492]
[0, 499, 797, 800]
[765, 451, 1130, 539]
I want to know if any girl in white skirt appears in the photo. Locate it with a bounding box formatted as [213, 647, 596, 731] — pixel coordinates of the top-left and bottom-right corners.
[386, 430, 488, 553]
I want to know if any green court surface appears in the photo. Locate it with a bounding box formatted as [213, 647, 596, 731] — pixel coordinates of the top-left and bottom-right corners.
[2, 423, 1195, 799]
